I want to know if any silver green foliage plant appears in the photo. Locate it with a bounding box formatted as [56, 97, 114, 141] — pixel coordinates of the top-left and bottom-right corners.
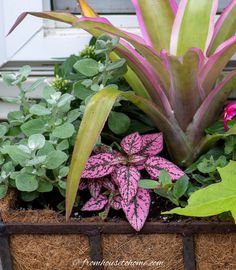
[0, 66, 80, 202]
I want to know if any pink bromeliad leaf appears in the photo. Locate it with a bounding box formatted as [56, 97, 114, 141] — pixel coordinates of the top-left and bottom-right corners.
[81, 194, 108, 211]
[82, 153, 115, 178]
[121, 132, 142, 155]
[122, 188, 150, 231]
[140, 133, 163, 156]
[111, 195, 122, 210]
[145, 156, 185, 180]
[88, 179, 103, 198]
[224, 101, 236, 131]
[116, 166, 140, 204]
[78, 179, 88, 190]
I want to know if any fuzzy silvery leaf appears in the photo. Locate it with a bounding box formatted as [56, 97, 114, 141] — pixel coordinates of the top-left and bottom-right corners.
[43, 85, 56, 100]
[1, 97, 19, 104]
[0, 124, 8, 137]
[0, 184, 8, 199]
[21, 119, 46, 136]
[28, 134, 46, 150]
[73, 82, 94, 100]
[52, 123, 75, 139]
[59, 166, 69, 178]
[67, 109, 81, 123]
[56, 140, 69, 151]
[15, 173, 38, 192]
[82, 153, 115, 178]
[1, 145, 30, 166]
[108, 112, 131, 135]
[2, 162, 14, 175]
[1, 73, 16, 86]
[21, 191, 39, 202]
[7, 111, 24, 122]
[17, 145, 31, 154]
[29, 104, 51, 116]
[81, 194, 108, 211]
[59, 180, 67, 190]
[44, 150, 68, 170]
[145, 156, 185, 181]
[116, 166, 140, 204]
[106, 59, 126, 71]
[121, 132, 142, 155]
[37, 181, 53, 193]
[26, 77, 45, 92]
[57, 93, 74, 108]
[74, 58, 99, 77]
[26, 155, 47, 166]
[122, 188, 150, 231]
[140, 133, 163, 156]
[37, 141, 55, 156]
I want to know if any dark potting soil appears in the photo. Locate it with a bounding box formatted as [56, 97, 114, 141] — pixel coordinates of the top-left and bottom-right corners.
[14, 188, 200, 223]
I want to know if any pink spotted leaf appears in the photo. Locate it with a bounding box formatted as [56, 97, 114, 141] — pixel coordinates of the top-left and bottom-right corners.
[140, 133, 163, 156]
[122, 188, 151, 231]
[121, 132, 142, 155]
[116, 166, 140, 204]
[88, 179, 103, 198]
[129, 155, 147, 164]
[102, 178, 116, 192]
[111, 195, 123, 210]
[145, 156, 185, 180]
[78, 179, 88, 190]
[81, 194, 108, 211]
[82, 153, 115, 178]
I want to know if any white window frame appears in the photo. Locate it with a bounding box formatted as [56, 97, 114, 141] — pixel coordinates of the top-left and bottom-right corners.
[0, 0, 139, 65]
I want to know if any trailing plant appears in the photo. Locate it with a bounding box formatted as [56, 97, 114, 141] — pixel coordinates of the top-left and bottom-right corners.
[79, 132, 185, 231]
[9, 0, 236, 218]
[0, 66, 80, 203]
[164, 160, 236, 222]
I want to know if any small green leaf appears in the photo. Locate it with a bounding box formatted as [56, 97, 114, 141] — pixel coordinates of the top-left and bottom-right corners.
[67, 109, 81, 123]
[56, 140, 69, 151]
[16, 173, 38, 192]
[37, 181, 53, 193]
[0, 184, 8, 199]
[139, 179, 159, 189]
[43, 85, 56, 100]
[106, 59, 126, 71]
[59, 179, 67, 190]
[28, 134, 46, 150]
[57, 93, 74, 108]
[108, 112, 131, 135]
[26, 155, 47, 166]
[59, 167, 69, 178]
[0, 124, 8, 137]
[37, 142, 55, 156]
[52, 123, 75, 139]
[1, 145, 30, 165]
[20, 191, 39, 202]
[197, 158, 216, 173]
[21, 119, 46, 136]
[173, 176, 189, 199]
[73, 82, 94, 100]
[159, 170, 172, 188]
[44, 150, 68, 169]
[73, 58, 99, 77]
[29, 104, 51, 116]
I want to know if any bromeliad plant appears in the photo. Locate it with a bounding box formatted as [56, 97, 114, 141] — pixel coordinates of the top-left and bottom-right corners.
[9, 0, 236, 218]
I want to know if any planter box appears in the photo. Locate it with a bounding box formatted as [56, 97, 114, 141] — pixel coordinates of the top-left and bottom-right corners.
[0, 191, 236, 270]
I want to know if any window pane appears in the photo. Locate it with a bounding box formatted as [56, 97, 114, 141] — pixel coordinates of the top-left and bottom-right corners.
[52, 0, 231, 14]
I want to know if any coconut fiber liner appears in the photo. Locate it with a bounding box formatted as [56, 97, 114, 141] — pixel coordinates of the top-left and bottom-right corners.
[0, 192, 235, 270]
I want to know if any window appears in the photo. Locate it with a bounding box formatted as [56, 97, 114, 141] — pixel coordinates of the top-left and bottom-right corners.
[52, 0, 134, 14]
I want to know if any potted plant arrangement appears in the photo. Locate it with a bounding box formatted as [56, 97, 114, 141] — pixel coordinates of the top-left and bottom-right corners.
[1, 0, 236, 269]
